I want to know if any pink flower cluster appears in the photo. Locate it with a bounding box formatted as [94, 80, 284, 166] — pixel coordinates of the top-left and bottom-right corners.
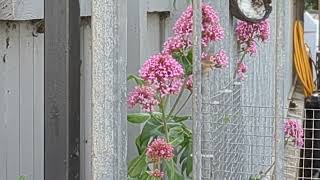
[139, 54, 184, 96]
[186, 75, 193, 91]
[237, 62, 248, 80]
[209, 50, 229, 68]
[128, 86, 159, 112]
[235, 20, 270, 56]
[162, 35, 191, 54]
[149, 169, 164, 178]
[163, 3, 225, 54]
[284, 119, 304, 148]
[173, 4, 224, 46]
[147, 138, 174, 162]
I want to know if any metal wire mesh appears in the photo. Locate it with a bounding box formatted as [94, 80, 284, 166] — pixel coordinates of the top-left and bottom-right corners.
[201, 79, 275, 179]
[194, 0, 305, 179]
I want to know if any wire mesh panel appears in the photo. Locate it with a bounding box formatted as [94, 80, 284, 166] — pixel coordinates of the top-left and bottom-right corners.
[195, 0, 293, 179]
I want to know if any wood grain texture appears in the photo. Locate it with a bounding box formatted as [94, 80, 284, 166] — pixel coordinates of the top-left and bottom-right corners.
[44, 0, 81, 179]
[0, 0, 90, 20]
[0, 0, 13, 20]
[33, 28, 44, 180]
[0, 20, 91, 180]
[19, 22, 34, 180]
[80, 18, 92, 180]
[6, 21, 20, 180]
[0, 21, 8, 180]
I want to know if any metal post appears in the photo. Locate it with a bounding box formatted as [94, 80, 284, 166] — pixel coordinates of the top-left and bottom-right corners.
[192, 0, 202, 179]
[44, 0, 81, 179]
[91, 0, 127, 179]
[274, 0, 285, 179]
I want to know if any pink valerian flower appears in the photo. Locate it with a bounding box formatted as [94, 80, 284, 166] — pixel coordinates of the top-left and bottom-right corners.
[149, 169, 164, 178]
[258, 20, 271, 42]
[245, 41, 257, 56]
[186, 75, 193, 91]
[237, 62, 248, 80]
[162, 34, 192, 54]
[128, 86, 159, 112]
[284, 119, 304, 148]
[235, 20, 271, 43]
[147, 138, 174, 162]
[139, 54, 184, 96]
[209, 49, 229, 68]
[172, 3, 224, 47]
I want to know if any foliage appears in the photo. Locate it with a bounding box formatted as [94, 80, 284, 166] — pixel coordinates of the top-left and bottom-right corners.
[127, 3, 226, 179]
[128, 3, 271, 180]
[305, 0, 318, 10]
[18, 176, 25, 180]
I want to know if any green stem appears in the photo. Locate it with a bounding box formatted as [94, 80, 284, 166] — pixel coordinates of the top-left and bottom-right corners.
[168, 78, 188, 117]
[233, 52, 247, 79]
[174, 92, 192, 116]
[159, 97, 169, 141]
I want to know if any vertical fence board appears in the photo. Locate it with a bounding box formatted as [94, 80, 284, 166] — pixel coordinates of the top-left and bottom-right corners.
[19, 22, 34, 179]
[33, 28, 44, 180]
[83, 21, 92, 180]
[6, 22, 20, 180]
[44, 0, 81, 179]
[0, 21, 7, 180]
[80, 19, 92, 180]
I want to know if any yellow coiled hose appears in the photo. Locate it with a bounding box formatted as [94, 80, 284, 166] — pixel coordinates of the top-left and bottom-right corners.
[293, 21, 314, 96]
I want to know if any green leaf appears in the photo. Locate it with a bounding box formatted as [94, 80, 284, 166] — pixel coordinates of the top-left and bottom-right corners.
[128, 154, 148, 178]
[128, 113, 151, 124]
[139, 172, 150, 180]
[164, 160, 184, 180]
[128, 75, 145, 85]
[172, 116, 191, 122]
[249, 175, 261, 180]
[180, 141, 192, 164]
[186, 156, 192, 176]
[140, 119, 163, 142]
[173, 51, 193, 75]
[223, 114, 230, 124]
[135, 135, 149, 155]
[168, 127, 184, 146]
[18, 176, 25, 180]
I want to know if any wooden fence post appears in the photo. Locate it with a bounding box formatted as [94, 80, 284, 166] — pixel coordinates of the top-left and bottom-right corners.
[44, 0, 81, 179]
[91, 0, 127, 179]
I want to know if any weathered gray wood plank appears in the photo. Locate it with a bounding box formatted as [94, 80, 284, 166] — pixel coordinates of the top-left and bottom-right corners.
[33, 29, 44, 180]
[14, 0, 43, 20]
[80, 0, 91, 16]
[0, 21, 7, 180]
[80, 18, 92, 180]
[146, 0, 171, 12]
[0, 0, 90, 20]
[6, 22, 20, 180]
[146, 13, 161, 57]
[0, 0, 13, 19]
[44, 0, 81, 179]
[19, 22, 34, 179]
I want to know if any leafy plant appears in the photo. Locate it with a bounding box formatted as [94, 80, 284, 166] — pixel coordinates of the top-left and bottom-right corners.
[127, 3, 227, 179]
[18, 176, 25, 180]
